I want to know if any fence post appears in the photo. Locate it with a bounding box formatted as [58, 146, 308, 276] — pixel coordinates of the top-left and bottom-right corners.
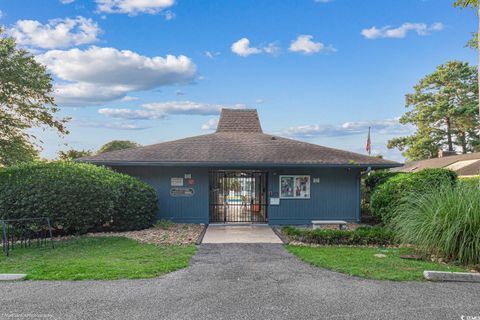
[46, 218, 54, 249]
[2, 220, 8, 256]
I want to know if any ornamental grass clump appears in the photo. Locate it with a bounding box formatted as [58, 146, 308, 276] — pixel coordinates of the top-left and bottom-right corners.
[390, 183, 480, 265]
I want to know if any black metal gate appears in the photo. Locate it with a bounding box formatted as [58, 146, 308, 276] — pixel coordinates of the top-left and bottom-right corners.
[209, 170, 268, 223]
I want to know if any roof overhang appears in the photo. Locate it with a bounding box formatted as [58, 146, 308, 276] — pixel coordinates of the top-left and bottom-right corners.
[77, 159, 402, 169]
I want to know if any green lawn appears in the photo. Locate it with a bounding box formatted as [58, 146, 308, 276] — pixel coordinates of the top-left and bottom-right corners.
[0, 237, 196, 280]
[287, 245, 467, 281]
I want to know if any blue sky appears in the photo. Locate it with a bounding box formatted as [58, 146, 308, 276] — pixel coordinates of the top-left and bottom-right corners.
[1, 0, 476, 161]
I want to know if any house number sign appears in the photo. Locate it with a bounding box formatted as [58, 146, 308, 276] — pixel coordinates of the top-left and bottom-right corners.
[170, 187, 195, 197]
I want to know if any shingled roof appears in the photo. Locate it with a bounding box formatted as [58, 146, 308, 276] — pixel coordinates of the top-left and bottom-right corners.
[79, 109, 400, 167]
[393, 152, 480, 176]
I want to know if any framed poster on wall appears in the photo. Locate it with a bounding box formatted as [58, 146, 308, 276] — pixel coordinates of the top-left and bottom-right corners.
[279, 175, 310, 199]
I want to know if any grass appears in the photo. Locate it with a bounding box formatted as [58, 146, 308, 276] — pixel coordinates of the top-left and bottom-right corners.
[286, 245, 467, 281]
[0, 236, 196, 280]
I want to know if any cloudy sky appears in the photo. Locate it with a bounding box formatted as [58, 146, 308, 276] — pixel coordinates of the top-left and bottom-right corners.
[1, 0, 476, 161]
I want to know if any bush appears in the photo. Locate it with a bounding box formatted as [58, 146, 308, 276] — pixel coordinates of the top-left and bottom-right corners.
[459, 176, 480, 188]
[391, 183, 480, 265]
[0, 162, 158, 234]
[370, 168, 457, 224]
[281, 225, 396, 246]
[361, 170, 403, 221]
[364, 170, 402, 191]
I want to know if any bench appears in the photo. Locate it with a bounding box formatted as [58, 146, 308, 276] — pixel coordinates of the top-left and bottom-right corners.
[312, 220, 348, 230]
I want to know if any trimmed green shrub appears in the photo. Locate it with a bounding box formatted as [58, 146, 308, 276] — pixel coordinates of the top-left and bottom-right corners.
[459, 176, 480, 188]
[391, 183, 480, 265]
[370, 168, 457, 224]
[364, 170, 402, 191]
[361, 170, 403, 222]
[281, 226, 397, 246]
[0, 162, 158, 234]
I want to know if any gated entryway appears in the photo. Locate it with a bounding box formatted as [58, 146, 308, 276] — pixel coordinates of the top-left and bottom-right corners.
[209, 170, 268, 223]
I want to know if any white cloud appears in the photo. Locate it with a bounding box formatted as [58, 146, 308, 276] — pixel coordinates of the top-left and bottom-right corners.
[263, 42, 280, 56]
[361, 22, 444, 39]
[162, 11, 175, 20]
[8, 16, 100, 49]
[60, 0, 75, 4]
[98, 101, 247, 120]
[73, 118, 149, 130]
[120, 95, 139, 102]
[36, 46, 196, 105]
[54, 83, 127, 105]
[98, 108, 166, 120]
[201, 118, 219, 130]
[95, 0, 175, 15]
[0, 10, 3, 19]
[288, 35, 335, 54]
[231, 38, 262, 57]
[281, 117, 413, 138]
[231, 38, 280, 57]
[204, 51, 221, 59]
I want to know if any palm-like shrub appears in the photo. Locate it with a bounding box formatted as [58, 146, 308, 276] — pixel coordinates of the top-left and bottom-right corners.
[390, 183, 480, 265]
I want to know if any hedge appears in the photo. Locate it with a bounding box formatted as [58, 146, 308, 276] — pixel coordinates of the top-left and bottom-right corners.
[0, 162, 158, 234]
[370, 168, 457, 224]
[364, 170, 403, 192]
[281, 226, 396, 246]
[459, 176, 480, 188]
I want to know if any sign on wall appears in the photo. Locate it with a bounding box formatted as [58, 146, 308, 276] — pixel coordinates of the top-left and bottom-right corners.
[279, 175, 310, 199]
[171, 177, 184, 186]
[170, 187, 195, 197]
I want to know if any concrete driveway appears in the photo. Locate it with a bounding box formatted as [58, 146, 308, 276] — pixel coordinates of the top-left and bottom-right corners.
[201, 225, 283, 243]
[1, 244, 479, 320]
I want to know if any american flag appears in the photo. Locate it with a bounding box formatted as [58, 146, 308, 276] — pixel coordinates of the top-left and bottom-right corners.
[365, 127, 371, 156]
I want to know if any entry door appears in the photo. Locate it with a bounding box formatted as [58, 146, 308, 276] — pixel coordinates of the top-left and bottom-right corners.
[209, 171, 267, 223]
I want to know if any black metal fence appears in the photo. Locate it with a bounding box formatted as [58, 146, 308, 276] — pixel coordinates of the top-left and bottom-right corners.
[1, 217, 54, 256]
[209, 170, 268, 223]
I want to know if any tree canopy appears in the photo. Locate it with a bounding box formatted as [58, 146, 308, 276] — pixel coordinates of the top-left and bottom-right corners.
[58, 149, 93, 161]
[388, 61, 479, 160]
[97, 140, 141, 154]
[0, 28, 68, 166]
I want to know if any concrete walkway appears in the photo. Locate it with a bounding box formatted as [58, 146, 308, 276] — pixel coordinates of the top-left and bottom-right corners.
[1, 244, 479, 320]
[201, 225, 283, 244]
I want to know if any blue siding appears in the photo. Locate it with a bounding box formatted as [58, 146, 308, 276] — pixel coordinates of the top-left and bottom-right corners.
[113, 166, 362, 225]
[267, 168, 361, 224]
[113, 166, 209, 223]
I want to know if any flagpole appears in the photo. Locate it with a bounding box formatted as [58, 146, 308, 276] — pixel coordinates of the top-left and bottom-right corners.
[366, 127, 371, 156]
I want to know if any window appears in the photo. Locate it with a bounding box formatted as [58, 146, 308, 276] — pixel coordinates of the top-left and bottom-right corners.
[279, 175, 310, 199]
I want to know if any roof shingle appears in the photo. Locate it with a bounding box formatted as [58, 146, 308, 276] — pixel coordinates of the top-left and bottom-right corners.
[79, 109, 400, 167]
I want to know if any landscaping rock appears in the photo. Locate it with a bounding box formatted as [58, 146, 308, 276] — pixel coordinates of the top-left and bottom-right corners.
[424, 271, 480, 283]
[88, 224, 203, 245]
[400, 254, 422, 260]
[0, 274, 27, 281]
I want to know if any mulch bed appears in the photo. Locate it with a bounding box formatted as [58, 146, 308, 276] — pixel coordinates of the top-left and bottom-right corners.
[88, 224, 204, 245]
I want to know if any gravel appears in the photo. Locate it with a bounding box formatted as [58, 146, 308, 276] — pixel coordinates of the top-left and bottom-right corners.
[88, 224, 203, 245]
[0, 244, 479, 320]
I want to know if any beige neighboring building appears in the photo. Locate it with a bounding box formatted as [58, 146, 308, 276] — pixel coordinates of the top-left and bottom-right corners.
[393, 150, 480, 176]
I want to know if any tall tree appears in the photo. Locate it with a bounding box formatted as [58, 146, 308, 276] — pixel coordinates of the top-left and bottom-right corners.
[454, 0, 480, 118]
[0, 136, 39, 166]
[97, 140, 141, 154]
[58, 149, 93, 161]
[0, 28, 68, 166]
[388, 61, 479, 160]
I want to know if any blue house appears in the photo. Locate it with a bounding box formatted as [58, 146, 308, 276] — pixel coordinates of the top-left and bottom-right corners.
[81, 109, 399, 225]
